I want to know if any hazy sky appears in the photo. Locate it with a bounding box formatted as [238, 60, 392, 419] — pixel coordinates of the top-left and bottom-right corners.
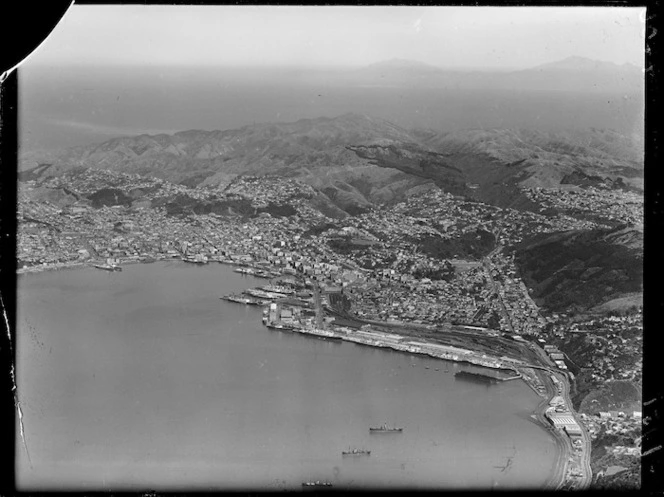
[25, 5, 645, 69]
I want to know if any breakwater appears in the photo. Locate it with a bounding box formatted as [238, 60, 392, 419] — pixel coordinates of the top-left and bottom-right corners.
[454, 370, 501, 384]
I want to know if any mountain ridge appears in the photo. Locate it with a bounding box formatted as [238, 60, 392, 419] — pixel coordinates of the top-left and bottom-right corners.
[21, 113, 643, 215]
[349, 56, 643, 92]
[530, 56, 641, 72]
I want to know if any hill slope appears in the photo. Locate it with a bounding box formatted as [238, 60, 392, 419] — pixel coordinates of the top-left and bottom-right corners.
[511, 225, 643, 314]
[504, 56, 643, 93]
[22, 113, 643, 214]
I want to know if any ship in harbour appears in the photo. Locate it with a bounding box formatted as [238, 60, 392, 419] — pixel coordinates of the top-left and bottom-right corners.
[259, 284, 295, 294]
[369, 424, 403, 433]
[303, 328, 343, 341]
[342, 447, 371, 456]
[302, 481, 333, 488]
[221, 294, 251, 304]
[182, 254, 208, 264]
[220, 294, 267, 306]
[93, 264, 116, 271]
[234, 267, 255, 275]
[93, 258, 122, 271]
[266, 322, 296, 331]
[243, 288, 284, 300]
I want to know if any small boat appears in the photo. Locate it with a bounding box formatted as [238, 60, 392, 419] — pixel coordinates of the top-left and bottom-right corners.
[342, 447, 371, 456]
[302, 481, 333, 487]
[369, 423, 403, 433]
[94, 263, 121, 271]
[183, 257, 208, 264]
[234, 267, 255, 275]
[435, 368, 439, 371]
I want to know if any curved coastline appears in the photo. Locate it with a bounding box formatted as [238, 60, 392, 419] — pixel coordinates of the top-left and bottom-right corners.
[535, 390, 568, 489]
[17, 259, 572, 489]
[17, 257, 154, 275]
[297, 325, 571, 489]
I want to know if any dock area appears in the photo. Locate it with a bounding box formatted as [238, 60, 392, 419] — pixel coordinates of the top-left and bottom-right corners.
[221, 278, 535, 379]
[261, 297, 527, 375]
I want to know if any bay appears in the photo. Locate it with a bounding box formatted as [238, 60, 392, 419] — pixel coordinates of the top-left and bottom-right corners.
[16, 261, 558, 490]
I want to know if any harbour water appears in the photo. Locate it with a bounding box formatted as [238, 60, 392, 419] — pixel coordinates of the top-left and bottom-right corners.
[16, 261, 558, 490]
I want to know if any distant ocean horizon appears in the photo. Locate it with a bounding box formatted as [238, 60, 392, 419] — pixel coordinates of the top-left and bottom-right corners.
[18, 65, 644, 158]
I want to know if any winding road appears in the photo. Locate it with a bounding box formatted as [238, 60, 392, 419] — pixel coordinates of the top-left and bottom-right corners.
[554, 369, 592, 489]
[522, 364, 592, 489]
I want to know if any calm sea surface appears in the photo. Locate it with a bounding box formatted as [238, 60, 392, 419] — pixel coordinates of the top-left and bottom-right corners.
[16, 261, 558, 490]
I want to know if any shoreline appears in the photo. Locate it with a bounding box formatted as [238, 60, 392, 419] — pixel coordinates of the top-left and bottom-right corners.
[533, 384, 569, 490]
[17, 259, 571, 489]
[16, 256, 176, 275]
[15, 255, 264, 276]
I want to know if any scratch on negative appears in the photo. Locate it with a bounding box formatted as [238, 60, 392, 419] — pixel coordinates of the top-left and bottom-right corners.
[0, 292, 32, 466]
[15, 395, 32, 465]
[642, 445, 662, 458]
[1, 293, 11, 357]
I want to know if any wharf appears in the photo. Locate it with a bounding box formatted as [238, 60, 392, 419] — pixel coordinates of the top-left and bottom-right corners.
[264, 316, 522, 374]
[455, 370, 499, 383]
